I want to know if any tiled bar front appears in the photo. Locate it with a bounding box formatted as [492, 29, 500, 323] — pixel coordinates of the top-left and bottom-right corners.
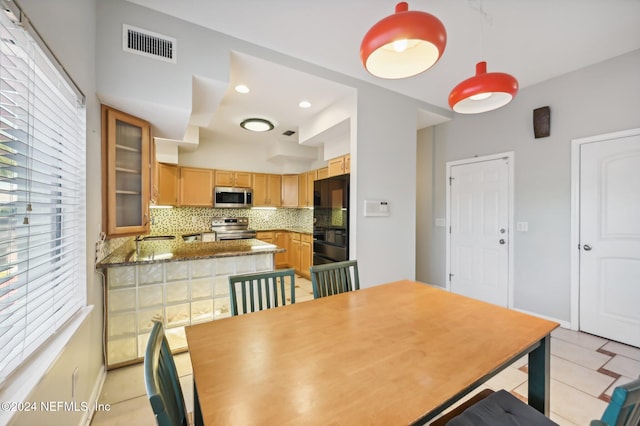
[105, 253, 274, 368]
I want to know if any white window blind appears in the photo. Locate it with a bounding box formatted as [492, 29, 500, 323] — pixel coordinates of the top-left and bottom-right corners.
[0, 7, 86, 384]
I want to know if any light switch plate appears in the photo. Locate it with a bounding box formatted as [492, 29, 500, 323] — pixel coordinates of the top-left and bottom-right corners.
[517, 222, 529, 232]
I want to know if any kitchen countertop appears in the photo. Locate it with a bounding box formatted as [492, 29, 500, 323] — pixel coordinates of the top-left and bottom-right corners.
[97, 236, 285, 268]
[254, 227, 312, 235]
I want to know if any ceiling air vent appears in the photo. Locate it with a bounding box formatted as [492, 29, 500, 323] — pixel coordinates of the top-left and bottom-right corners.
[123, 24, 176, 64]
[282, 130, 296, 136]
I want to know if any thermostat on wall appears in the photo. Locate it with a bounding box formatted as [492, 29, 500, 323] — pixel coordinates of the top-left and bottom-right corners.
[364, 199, 390, 217]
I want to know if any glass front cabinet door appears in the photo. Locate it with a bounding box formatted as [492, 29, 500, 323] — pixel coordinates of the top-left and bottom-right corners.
[102, 105, 151, 236]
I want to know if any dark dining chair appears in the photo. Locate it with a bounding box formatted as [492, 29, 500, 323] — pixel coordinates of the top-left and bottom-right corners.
[228, 268, 296, 316]
[433, 388, 559, 426]
[144, 321, 189, 426]
[309, 259, 359, 299]
[591, 377, 640, 426]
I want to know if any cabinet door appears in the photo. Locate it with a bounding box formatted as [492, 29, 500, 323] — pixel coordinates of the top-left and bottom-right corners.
[306, 171, 315, 207]
[103, 105, 151, 237]
[234, 172, 252, 187]
[214, 170, 234, 187]
[252, 174, 266, 206]
[215, 170, 252, 187]
[290, 233, 301, 274]
[281, 175, 298, 207]
[297, 172, 308, 208]
[156, 163, 178, 206]
[316, 167, 329, 180]
[180, 167, 213, 206]
[328, 156, 345, 177]
[275, 231, 289, 268]
[300, 234, 312, 278]
[267, 174, 282, 207]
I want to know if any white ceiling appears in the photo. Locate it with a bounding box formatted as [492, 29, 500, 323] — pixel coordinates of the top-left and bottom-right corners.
[125, 0, 640, 147]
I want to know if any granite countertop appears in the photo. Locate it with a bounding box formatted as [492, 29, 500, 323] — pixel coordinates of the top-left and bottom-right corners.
[254, 227, 313, 235]
[97, 236, 285, 268]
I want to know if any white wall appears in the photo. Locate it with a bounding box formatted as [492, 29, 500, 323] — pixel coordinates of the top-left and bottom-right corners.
[417, 49, 640, 322]
[10, 0, 103, 425]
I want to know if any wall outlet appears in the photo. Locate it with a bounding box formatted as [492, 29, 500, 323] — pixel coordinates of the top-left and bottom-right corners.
[435, 218, 446, 227]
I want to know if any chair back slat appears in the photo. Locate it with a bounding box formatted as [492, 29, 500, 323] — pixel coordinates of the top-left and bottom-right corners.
[310, 260, 359, 299]
[229, 269, 296, 316]
[598, 377, 640, 426]
[144, 321, 188, 426]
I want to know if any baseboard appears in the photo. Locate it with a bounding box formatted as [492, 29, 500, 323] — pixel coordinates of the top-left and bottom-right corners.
[80, 365, 107, 426]
[512, 307, 570, 329]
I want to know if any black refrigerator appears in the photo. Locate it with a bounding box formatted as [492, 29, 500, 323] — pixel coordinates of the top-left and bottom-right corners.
[313, 174, 349, 265]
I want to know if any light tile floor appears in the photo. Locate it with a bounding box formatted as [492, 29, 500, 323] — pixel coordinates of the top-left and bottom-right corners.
[91, 278, 640, 425]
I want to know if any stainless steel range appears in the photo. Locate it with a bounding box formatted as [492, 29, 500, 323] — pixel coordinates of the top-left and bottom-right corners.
[211, 217, 256, 241]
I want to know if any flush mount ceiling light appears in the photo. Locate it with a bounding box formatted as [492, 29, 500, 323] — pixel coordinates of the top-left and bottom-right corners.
[234, 84, 250, 94]
[448, 61, 518, 114]
[240, 118, 274, 132]
[360, 1, 447, 79]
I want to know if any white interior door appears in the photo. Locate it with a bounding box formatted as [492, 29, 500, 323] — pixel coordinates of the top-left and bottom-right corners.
[449, 157, 510, 307]
[579, 134, 640, 347]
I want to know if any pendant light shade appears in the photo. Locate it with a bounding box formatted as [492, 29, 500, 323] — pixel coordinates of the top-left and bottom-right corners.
[449, 61, 519, 114]
[360, 2, 446, 79]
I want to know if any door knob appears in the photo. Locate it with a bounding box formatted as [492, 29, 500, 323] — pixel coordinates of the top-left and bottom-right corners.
[499, 239, 506, 245]
[583, 244, 592, 251]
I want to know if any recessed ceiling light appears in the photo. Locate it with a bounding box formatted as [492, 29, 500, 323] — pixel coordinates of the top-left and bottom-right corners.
[235, 84, 250, 94]
[298, 100, 311, 108]
[240, 118, 274, 132]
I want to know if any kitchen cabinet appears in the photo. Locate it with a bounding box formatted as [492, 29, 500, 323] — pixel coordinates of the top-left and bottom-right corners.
[316, 167, 329, 180]
[281, 175, 299, 207]
[290, 233, 300, 274]
[258, 231, 289, 268]
[288, 232, 312, 278]
[297, 171, 315, 207]
[102, 105, 151, 237]
[253, 173, 282, 207]
[180, 167, 214, 206]
[328, 154, 350, 177]
[155, 163, 179, 206]
[215, 170, 252, 188]
[300, 234, 312, 278]
[274, 231, 289, 268]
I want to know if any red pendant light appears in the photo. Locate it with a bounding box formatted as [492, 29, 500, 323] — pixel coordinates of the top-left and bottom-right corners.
[448, 61, 519, 114]
[360, 2, 446, 79]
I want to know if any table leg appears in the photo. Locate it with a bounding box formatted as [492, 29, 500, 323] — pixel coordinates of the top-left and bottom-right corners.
[193, 379, 203, 426]
[528, 334, 551, 415]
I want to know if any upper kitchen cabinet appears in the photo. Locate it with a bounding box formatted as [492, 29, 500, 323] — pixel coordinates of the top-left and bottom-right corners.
[215, 170, 252, 188]
[180, 167, 214, 206]
[253, 173, 282, 207]
[102, 105, 151, 237]
[155, 163, 179, 206]
[328, 154, 350, 177]
[281, 175, 299, 207]
[297, 171, 315, 207]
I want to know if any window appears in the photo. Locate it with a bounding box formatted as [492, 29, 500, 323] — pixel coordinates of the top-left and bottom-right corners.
[0, 5, 86, 384]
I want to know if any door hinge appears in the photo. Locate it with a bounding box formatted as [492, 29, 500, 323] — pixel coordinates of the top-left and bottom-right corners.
[449, 176, 454, 185]
[449, 226, 452, 234]
[449, 273, 454, 281]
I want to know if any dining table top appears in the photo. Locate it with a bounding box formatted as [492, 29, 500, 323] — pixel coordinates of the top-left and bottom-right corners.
[185, 279, 559, 425]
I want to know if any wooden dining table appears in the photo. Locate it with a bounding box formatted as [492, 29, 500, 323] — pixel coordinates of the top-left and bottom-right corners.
[185, 280, 559, 425]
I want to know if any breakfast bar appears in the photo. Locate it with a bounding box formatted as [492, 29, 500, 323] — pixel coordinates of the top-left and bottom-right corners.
[97, 237, 284, 368]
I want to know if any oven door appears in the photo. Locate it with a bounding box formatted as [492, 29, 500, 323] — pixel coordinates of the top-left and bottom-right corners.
[313, 241, 347, 264]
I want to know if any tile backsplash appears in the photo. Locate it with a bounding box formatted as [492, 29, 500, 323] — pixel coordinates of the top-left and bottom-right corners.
[149, 206, 313, 234]
[99, 207, 313, 262]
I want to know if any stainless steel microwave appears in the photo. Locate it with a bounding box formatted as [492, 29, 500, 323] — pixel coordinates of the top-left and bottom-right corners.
[214, 187, 253, 208]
